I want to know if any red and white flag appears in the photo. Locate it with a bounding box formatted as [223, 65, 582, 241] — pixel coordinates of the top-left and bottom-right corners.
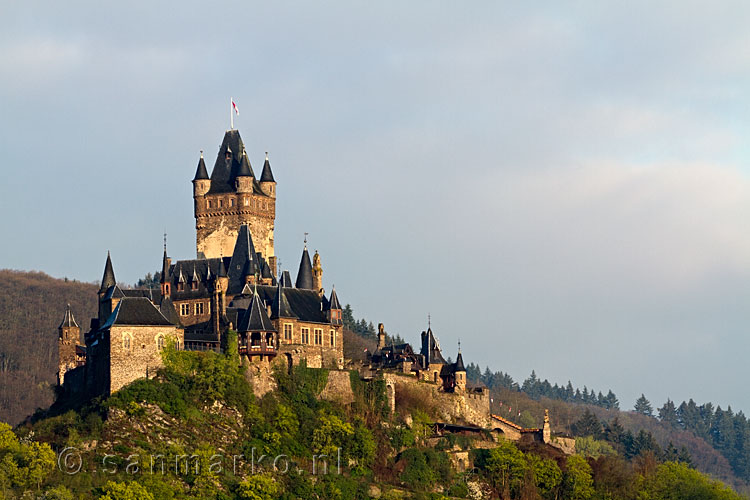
[232, 99, 240, 115]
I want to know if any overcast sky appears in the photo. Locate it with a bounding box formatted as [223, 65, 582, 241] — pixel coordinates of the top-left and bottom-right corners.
[2, 2, 750, 414]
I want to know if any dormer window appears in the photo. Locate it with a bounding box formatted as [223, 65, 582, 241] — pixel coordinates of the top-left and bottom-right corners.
[191, 281, 198, 291]
[177, 282, 185, 291]
[207, 200, 212, 209]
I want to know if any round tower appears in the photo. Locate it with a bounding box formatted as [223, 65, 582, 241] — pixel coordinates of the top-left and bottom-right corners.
[192, 151, 210, 198]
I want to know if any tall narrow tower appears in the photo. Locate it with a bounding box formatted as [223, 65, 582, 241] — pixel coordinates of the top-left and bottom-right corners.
[193, 129, 276, 260]
[58, 304, 80, 385]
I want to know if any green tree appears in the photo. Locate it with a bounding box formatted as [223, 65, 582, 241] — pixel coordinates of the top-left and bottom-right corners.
[562, 455, 594, 500]
[237, 474, 282, 500]
[575, 436, 617, 459]
[525, 453, 562, 499]
[638, 461, 743, 500]
[312, 412, 354, 457]
[484, 440, 526, 497]
[634, 394, 653, 417]
[100, 481, 155, 500]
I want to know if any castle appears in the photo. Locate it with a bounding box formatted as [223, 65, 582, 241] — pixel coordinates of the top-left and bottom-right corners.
[55, 124, 572, 453]
[59, 128, 343, 396]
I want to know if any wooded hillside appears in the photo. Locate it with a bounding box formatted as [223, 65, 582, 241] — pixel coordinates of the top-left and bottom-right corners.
[0, 270, 98, 425]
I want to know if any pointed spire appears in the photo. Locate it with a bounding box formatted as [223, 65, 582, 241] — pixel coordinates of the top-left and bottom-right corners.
[218, 258, 227, 278]
[161, 237, 170, 285]
[260, 151, 275, 182]
[191, 265, 199, 283]
[295, 243, 313, 290]
[58, 304, 79, 329]
[99, 251, 116, 293]
[328, 286, 342, 310]
[272, 280, 296, 319]
[237, 148, 253, 177]
[193, 150, 209, 181]
[228, 224, 260, 294]
[455, 349, 465, 372]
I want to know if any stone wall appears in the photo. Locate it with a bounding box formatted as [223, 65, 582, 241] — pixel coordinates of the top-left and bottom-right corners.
[383, 373, 492, 428]
[275, 318, 344, 369]
[318, 370, 355, 405]
[109, 325, 183, 394]
[195, 192, 275, 259]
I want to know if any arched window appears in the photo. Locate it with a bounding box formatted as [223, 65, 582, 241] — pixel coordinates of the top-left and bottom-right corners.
[122, 334, 131, 350]
[157, 335, 165, 351]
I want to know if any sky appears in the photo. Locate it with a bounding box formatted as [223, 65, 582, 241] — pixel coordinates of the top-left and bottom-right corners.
[2, 2, 750, 414]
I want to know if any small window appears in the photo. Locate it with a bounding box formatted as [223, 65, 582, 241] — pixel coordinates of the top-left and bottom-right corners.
[219, 199, 223, 208]
[301, 327, 310, 344]
[284, 324, 292, 341]
[330, 330, 335, 347]
[123, 334, 131, 350]
[180, 304, 190, 316]
[244, 197, 249, 206]
[207, 200, 212, 209]
[195, 303, 204, 315]
[177, 283, 185, 292]
[191, 281, 198, 290]
[314, 328, 322, 345]
[230, 198, 235, 207]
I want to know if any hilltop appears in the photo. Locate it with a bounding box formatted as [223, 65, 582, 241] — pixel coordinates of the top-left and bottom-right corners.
[0, 269, 748, 499]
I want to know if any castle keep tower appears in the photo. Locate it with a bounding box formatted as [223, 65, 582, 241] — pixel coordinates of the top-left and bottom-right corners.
[193, 130, 276, 268]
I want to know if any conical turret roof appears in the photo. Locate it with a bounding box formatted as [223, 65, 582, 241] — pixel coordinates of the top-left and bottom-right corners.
[260, 153, 275, 182]
[237, 150, 253, 177]
[455, 352, 466, 372]
[296, 246, 313, 290]
[193, 153, 209, 181]
[328, 286, 341, 310]
[99, 252, 116, 293]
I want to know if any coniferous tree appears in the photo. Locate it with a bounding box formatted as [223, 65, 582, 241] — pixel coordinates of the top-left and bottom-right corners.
[634, 394, 653, 417]
[572, 409, 603, 439]
[658, 399, 679, 427]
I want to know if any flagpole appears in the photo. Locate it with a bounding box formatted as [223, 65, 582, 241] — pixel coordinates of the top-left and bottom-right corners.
[230, 97, 234, 130]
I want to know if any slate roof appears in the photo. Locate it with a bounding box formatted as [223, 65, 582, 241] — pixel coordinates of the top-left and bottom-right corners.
[279, 270, 293, 288]
[260, 155, 275, 182]
[296, 247, 313, 290]
[328, 287, 341, 310]
[158, 296, 182, 326]
[100, 298, 173, 329]
[422, 328, 447, 365]
[237, 150, 253, 177]
[271, 282, 296, 319]
[454, 352, 466, 372]
[58, 304, 79, 329]
[206, 130, 266, 195]
[193, 154, 209, 181]
[229, 285, 331, 324]
[99, 252, 116, 293]
[227, 225, 261, 295]
[237, 287, 276, 332]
